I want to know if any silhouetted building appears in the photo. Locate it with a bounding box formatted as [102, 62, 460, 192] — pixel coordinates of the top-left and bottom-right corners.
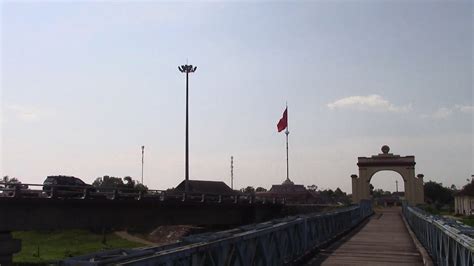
[374, 195, 399, 207]
[174, 180, 237, 195]
[392, 191, 405, 199]
[256, 179, 316, 203]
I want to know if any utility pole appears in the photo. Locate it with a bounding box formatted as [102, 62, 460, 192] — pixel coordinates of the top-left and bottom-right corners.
[285, 128, 289, 181]
[141, 145, 144, 184]
[396, 180, 398, 193]
[285, 104, 290, 182]
[231, 156, 234, 189]
[178, 64, 197, 193]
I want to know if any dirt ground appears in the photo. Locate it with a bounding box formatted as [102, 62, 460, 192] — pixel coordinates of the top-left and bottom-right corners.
[117, 225, 206, 246]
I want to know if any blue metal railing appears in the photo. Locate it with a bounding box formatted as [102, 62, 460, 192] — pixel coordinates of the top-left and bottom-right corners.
[62, 201, 373, 266]
[402, 204, 474, 266]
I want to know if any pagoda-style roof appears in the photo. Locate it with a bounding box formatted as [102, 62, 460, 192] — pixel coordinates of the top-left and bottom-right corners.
[174, 180, 237, 195]
[268, 179, 307, 193]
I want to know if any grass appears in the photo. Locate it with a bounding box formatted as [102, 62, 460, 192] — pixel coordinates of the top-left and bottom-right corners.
[419, 205, 474, 227]
[13, 230, 146, 265]
[461, 217, 474, 227]
[418, 205, 453, 216]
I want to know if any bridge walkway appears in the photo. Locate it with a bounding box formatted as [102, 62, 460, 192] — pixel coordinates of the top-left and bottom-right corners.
[306, 207, 424, 265]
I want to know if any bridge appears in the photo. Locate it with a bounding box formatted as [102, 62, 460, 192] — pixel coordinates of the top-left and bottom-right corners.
[1, 183, 473, 265]
[59, 203, 473, 266]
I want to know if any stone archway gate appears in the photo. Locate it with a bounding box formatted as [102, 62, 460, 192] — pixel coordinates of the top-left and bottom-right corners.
[351, 146, 424, 205]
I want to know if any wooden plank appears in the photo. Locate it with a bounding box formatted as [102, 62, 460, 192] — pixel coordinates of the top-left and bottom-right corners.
[306, 207, 424, 265]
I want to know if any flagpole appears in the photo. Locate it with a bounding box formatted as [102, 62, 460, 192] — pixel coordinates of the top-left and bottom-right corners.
[141, 146, 144, 184]
[285, 103, 289, 181]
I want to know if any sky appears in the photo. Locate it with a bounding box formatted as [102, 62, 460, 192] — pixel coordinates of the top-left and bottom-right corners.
[1, 0, 472, 193]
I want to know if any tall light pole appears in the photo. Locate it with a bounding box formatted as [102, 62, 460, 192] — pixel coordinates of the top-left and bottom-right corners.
[141, 145, 145, 184]
[178, 64, 197, 193]
[230, 156, 234, 190]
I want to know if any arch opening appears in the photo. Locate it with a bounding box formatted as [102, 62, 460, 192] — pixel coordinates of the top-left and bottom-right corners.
[370, 171, 405, 207]
[368, 169, 406, 183]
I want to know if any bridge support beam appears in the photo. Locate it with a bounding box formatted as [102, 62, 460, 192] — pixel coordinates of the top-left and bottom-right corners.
[0, 231, 21, 266]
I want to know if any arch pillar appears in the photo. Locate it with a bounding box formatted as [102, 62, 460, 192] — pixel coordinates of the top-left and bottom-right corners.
[357, 167, 370, 201]
[415, 174, 425, 204]
[351, 174, 359, 202]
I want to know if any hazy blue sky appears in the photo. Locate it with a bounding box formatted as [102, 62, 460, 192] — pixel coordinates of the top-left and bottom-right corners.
[1, 0, 472, 193]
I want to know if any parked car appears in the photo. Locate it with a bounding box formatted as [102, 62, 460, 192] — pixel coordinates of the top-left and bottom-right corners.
[43, 175, 94, 197]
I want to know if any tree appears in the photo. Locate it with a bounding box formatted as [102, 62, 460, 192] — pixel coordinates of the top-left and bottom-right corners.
[92, 176, 125, 191]
[424, 181, 454, 207]
[4, 176, 28, 190]
[2, 176, 19, 184]
[318, 189, 336, 204]
[372, 189, 386, 198]
[334, 187, 345, 196]
[134, 183, 148, 192]
[1, 176, 21, 188]
[320, 189, 335, 198]
[459, 178, 474, 196]
[307, 184, 318, 192]
[123, 176, 135, 188]
[124, 176, 149, 191]
[369, 184, 374, 195]
[92, 175, 148, 192]
[1, 176, 8, 188]
[255, 187, 267, 192]
[240, 186, 255, 194]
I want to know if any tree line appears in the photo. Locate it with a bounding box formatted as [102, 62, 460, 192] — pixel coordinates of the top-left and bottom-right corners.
[92, 175, 148, 191]
[1, 175, 147, 191]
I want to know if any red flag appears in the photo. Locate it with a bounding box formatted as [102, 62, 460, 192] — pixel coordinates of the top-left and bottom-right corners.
[277, 108, 288, 132]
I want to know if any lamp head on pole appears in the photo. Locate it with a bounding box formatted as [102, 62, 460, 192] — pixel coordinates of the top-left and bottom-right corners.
[178, 64, 197, 73]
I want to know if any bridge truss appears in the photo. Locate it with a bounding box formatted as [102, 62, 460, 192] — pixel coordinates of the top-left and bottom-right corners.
[63, 201, 373, 266]
[403, 204, 474, 266]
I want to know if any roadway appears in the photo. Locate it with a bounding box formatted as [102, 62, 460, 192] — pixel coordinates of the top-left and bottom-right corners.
[306, 207, 425, 265]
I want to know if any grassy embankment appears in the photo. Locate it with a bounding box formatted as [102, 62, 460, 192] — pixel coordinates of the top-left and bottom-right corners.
[13, 230, 146, 265]
[419, 205, 474, 227]
[460, 216, 474, 227]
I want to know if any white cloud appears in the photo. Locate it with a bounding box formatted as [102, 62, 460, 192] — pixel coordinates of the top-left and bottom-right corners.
[327, 94, 411, 113]
[4, 104, 53, 122]
[455, 104, 474, 113]
[422, 104, 473, 120]
[431, 107, 454, 119]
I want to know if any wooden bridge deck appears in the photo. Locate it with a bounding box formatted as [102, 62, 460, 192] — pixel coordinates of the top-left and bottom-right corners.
[306, 207, 424, 265]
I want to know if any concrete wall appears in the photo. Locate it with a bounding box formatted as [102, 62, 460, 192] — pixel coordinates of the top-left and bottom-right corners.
[0, 197, 285, 265]
[454, 195, 474, 215]
[0, 198, 284, 232]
